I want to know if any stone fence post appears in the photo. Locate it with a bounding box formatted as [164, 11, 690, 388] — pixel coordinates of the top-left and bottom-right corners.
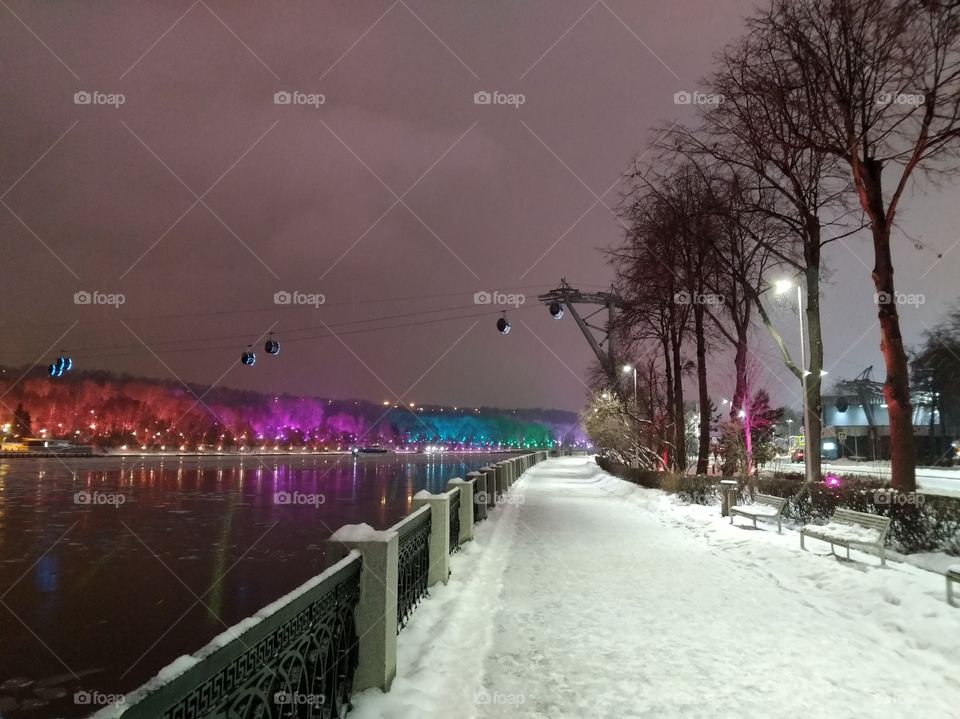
[466, 471, 487, 521]
[327, 524, 398, 692]
[412, 491, 450, 587]
[446, 477, 474, 542]
[481, 465, 497, 507]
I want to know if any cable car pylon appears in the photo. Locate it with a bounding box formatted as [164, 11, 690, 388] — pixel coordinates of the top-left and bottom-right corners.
[538, 278, 626, 394]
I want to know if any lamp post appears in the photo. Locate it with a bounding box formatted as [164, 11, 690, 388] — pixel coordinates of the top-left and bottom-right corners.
[774, 279, 811, 485]
[623, 364, 639, 468]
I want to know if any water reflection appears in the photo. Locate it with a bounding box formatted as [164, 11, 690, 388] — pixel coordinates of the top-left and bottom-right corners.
[0, 452, 503, 718]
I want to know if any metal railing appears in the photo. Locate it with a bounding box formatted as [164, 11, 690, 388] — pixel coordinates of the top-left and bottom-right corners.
[392, 506, 431, 633]
[109, 552, 362, 719]
[449, 487, 461, 555]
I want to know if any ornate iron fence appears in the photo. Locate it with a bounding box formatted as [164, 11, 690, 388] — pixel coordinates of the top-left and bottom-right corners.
[395, 508, 431, 633]
[449, 489, 461, 555]
[111, 554, 362, 719]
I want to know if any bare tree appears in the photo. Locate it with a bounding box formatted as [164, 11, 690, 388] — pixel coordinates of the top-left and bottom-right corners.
[750, 0, 960, 491]
[660, 22, 859, 485]
[613, 186, 693, 472]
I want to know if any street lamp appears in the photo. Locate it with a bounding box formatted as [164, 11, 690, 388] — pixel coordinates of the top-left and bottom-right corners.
[774, 279, 811, 485]
[623, 364, 639, 468]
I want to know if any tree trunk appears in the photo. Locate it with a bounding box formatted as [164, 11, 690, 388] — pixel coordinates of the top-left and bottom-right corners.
[694, 304, 711, 474]
[803, 252, 824, 486]
[730, 335, 749, 419]
[858, 161, 917, 492]
[872, 222, 918, 492]
[670, 331, 687, 474]
[661, 334, 674, 469]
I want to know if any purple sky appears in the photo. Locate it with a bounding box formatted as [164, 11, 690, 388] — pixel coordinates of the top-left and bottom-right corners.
[2, 1, 958, 414]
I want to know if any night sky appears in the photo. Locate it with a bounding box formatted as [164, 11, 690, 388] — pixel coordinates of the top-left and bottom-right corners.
[2, 1, 958, 414]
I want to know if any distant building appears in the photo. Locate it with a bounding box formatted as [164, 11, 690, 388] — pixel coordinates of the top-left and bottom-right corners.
[821, 391, 956, 463]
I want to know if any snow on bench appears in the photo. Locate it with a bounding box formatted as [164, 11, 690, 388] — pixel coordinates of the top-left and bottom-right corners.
[729, 493, 787, 532]
[800, 508, 892, 567]
[948, 565, 960, 607]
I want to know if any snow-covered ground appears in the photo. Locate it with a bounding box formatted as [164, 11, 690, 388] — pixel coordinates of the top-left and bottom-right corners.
[767, 457, 960, 497]
[351, 457, 960, 719]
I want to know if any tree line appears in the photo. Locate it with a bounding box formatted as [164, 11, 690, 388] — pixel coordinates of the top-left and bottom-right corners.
[593, 0, 960, 492]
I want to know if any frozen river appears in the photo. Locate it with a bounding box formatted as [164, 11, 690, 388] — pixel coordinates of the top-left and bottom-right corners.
[0, 452, 504, 718]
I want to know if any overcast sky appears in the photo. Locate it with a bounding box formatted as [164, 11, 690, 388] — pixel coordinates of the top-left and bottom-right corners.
[2, 1, 958, 414]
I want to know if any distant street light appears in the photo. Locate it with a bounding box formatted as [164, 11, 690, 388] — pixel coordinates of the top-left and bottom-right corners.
[622, 364, 639, 468]
[773, 278, 811, 484]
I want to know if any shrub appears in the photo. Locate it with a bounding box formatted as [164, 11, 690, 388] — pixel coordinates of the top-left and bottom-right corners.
[595, 455, 662, 488]
[596, 455, 960, 555]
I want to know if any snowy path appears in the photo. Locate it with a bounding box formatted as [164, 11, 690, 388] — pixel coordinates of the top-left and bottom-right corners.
[351, 458, 960, 719]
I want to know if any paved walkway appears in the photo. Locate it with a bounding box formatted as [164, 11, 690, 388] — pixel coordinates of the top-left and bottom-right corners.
[353, 457, 960, 719]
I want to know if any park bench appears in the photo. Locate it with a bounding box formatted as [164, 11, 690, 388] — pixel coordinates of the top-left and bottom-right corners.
[948, 565, 960, 607]
[800, 508, 892, 567]
[729, 493, 787, 532]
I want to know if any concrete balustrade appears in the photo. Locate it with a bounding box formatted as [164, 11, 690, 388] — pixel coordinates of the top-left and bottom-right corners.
[327, 524, 399, 692]
[447, 477, 475, 541]
[326, 452, 544, 702]
[481, 465, 498, 507]
[466, 471, 487, 521]
[412, 490, 452, 587]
